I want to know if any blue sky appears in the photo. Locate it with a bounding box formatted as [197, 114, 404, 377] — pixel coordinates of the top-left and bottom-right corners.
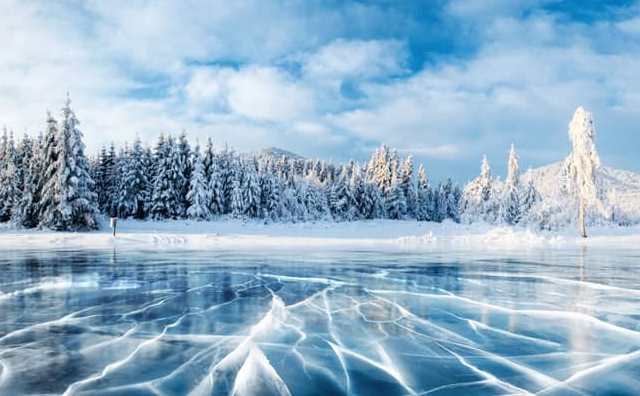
[1, 0, 639, 181]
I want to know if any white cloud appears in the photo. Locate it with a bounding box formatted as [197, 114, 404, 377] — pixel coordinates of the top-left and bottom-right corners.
[302, 39, 407, 80]
[226, 67, 315, 122]
[0, 0, 639, 181]
[399, 145, 462, 159]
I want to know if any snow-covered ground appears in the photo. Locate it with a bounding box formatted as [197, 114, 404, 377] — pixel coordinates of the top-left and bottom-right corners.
[2, 218, 640, 251]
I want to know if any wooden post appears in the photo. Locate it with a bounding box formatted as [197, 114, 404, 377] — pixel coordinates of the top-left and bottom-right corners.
[110, 217, 118, 237]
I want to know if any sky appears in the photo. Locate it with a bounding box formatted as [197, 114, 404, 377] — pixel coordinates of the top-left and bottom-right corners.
[1, 0, 639, 182]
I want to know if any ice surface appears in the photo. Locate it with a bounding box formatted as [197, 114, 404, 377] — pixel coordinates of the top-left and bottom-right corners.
[0, 247, 639, 395]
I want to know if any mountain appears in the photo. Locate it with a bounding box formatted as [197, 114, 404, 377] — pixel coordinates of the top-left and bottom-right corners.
[523, 160, 640, 224]
[259, 147, 305, 160]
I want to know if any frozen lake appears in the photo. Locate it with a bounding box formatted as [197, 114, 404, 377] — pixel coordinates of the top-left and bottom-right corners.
[0, 247, 639, 395]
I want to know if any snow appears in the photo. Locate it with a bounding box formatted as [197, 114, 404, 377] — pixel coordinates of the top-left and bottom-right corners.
[2, 218, 640, 252]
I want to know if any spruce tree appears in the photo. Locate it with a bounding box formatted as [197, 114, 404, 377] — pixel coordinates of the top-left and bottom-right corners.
[398, 155, 417, 218]
[39, 97, 99, 230]
[415, 164, 432, 221]
[0, 131, 18, 222]
[501, 144, 521, 224]
[386, 173, 406, 220]
[186, 145, 211, 220]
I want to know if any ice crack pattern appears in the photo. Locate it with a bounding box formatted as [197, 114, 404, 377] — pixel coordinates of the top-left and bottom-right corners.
[0, 248, 639, 395]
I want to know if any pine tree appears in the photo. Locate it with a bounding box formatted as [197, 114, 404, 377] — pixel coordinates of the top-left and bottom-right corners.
[398, 155, 417, 217]
[230, 157, 245, 218]
[208, 152, 225, 216]
[186, 144, 211, 220]
[518, 172, 539, 223]
[329, 165, 351, 221]
[386, 173, 406, 220]
[461, 155, 497, 224]
[501, 144, 521, 224]
[127, 138, 151, 219]
[176, 131, 192, 218]
[115, 144, 132, 218]
[242, 159, 261, 218]
[349, 164, 366, 220]
[39, 97, 99, 230]
[415, 164, 432, 221]
[151, 134, 181, 219]
[0, 130, 18, 222]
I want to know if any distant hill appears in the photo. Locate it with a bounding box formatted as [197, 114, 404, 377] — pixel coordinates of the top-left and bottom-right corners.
[259, 147, 305, 160]
[523, 161, 640, 224]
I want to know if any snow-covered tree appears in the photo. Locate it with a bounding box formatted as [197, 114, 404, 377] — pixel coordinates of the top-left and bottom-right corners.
[0, 130, 19, 222]
[386, 172, 406, 220]
[176, 131, 192, 218]
[151, 134, 181, 219]
[39, 97, 99, 230]
[415, 164, 432, 221]
[518, 172, 539, 224]
[12, 134, 42, 228]
[229, 157, 246, 218]
[329, 165, 351, 221]
[567, 106, 601, 237]
[398, 155, 417, 218]
[501, 144, 521, 224]
[117, 138, 149, 219]
[242, 159, 262, 218]
[460, 155, 498, 224]
[186, 145, 211, 220]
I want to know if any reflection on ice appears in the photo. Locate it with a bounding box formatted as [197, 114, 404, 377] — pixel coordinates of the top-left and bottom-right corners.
[0, 247, 639, 395]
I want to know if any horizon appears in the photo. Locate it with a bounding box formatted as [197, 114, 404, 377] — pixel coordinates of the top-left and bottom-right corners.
[2, 1, 639, 182]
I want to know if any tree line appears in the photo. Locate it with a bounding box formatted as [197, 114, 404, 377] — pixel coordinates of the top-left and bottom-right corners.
[0, 98, 546, 231]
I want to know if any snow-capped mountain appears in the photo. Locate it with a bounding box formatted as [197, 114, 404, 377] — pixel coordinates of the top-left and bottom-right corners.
[523, 161, 640, 224]
[259, 147, 305, 160]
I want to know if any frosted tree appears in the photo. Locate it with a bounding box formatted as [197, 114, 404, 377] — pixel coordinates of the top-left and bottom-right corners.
[398, 155, 417, 217]
[348, 164, 366, 220]
[501, 144, 521, 224]
[415, 164, 432, 221]
[242, 160, 262, 218]
[39, 97, 99, 230]
[176, 131, 192, 218]
[15, 133, 32, 194]
[151, 135, 181, 219]
[518, 172, 539, 224]
[386, 172, 406, 220]
[435, 181, 451, 222]
[460, 155, 497, 223]
[567, 107, 601, 237]
[0, 131, 18, 222]
[95, 143, 118, 215]
[114, 139, 149, 219]
[127, 138, 150, 219]
[115, 145, 133, 217]
[229, 157, 246, 218]
[208, 156, 225, 216]
[203, 138, 215, 180]
[186, 145, 211, 220]
[367, 144, 397, 200]
[329, 165, 351, 221]
[12, 134, 42, 228]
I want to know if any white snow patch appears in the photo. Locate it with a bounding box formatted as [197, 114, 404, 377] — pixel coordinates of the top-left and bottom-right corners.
[1, 218, 640, 252]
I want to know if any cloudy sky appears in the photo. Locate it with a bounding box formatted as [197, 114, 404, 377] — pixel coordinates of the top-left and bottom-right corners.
[1, 0, 639, 181]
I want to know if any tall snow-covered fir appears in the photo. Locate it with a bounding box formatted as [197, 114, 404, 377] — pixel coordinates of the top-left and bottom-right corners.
[566, 107, 601, 237]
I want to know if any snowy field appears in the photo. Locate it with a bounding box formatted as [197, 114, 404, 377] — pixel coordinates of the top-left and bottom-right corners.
[2, 218, 640, 252]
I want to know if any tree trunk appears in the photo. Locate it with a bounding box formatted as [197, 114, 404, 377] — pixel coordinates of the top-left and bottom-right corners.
[579, 199, 587, 238]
